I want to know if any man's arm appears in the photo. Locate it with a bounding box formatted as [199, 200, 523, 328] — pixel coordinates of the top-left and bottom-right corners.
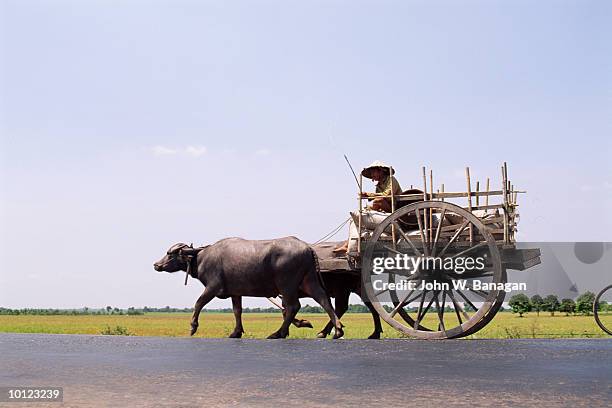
[360, 180, 391, 199]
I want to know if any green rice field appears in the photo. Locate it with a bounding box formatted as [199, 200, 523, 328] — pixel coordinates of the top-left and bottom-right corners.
[1, 312, 610, 339]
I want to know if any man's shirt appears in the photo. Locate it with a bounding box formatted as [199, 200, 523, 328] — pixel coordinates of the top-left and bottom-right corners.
[375, 175, 402, 197]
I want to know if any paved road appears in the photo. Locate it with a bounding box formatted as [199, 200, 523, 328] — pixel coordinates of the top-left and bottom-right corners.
[0, 334, 610, 407]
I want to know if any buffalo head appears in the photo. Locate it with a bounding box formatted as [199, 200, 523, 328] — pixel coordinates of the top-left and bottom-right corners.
[154, 243, 198, 273]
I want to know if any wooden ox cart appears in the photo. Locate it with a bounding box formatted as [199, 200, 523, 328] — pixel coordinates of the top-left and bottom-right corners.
[313, 163, 541, 339]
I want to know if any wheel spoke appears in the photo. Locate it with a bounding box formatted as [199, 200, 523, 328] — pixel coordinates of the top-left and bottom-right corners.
[374, 287, 389, 297]
[392, 221, 423, 257]
[389, 289, 416, 318]
[448, 242, 487, 259]
[438, 220, 471, 258]
[416, 291, 436, 325]
[414, 290, 428, 329]
[434, 291, 446, 332]
[431, 208, 446, 257]
[447, 290, 469, 323]
[438, 290, 447, 331]
[455, 289, 479, 312]
[414, 209, 430, 257]
[467, 287, 490, 299]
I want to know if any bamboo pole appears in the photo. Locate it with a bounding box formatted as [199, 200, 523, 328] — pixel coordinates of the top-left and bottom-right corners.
[485, 178, 490, 210]
[422, 166, 429, 246]
[441, 184, 445, 202]
[465, 167, 473, 243]
[385, 190, 509, 202]
[502, 163, 508, 244]
[358, 173, 363, 254]
[475, 181, 480, 207]
[390, 166, 396, 248]
[429, 169, 434, 243]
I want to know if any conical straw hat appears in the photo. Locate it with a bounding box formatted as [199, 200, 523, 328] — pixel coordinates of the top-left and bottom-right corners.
[361, 160, 395, 179]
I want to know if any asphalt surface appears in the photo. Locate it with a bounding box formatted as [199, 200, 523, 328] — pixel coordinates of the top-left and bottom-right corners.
[0, 334, 610, 407]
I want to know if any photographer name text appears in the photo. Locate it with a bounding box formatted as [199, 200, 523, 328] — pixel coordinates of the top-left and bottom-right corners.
[373, 279, 526, 293]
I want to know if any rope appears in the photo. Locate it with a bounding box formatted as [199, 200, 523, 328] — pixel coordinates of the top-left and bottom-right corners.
[312, 217, 351, 245]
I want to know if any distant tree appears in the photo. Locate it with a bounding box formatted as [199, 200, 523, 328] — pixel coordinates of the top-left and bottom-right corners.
[106, 306, 112, 314]
[301, 305, 324, 313]
[597, 301, 609, 313]
[509, 294, 531, 317]
[530, 295, 544, 316]
[463, 302, 476, 313]
[347, 304, 370, 313]
[559, 298, 576, 316]
[543, 295, 560, 316]
[576, 291, 596, 315]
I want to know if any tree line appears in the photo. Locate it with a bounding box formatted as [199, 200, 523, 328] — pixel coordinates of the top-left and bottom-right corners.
[2, 293, 607, 317]
[507, 292, 608, 317]
[0, 304, 373, 315]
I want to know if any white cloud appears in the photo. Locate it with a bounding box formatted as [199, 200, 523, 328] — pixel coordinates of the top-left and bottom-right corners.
[254, 148, 271, 156]
[150, 145, 207, 158]
[152, 145, 178, 156]
[185, 146, 207, 157]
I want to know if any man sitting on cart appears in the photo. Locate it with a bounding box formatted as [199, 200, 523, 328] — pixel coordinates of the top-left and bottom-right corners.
[360, 160, 402, 213]
[333, 160, 402, 254]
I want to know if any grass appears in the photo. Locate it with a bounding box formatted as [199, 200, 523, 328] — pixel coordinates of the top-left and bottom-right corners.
[0, 312, 610, 339]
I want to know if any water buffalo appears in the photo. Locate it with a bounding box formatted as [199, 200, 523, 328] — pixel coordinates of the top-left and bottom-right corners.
[314, 271, 383, 339]
[310, 242, 383, 339]
[154, 236, 343, 339]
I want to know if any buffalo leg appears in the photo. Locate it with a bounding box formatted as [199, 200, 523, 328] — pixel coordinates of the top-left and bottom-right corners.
[267, 295, 300, 339]
[364, 300, 383, 339]
[355, 286, 383, 339]
[292, 318, 313, 328]
[229, 296, 244, 338]
[301, 275, 344, 339]
[283, 309, 313, 328]
[190, 288, 216, 336]
[317, 290, 349, 338]
[273, 296, 312, 328]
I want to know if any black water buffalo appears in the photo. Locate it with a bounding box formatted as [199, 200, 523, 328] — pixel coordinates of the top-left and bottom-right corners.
[315, 271, 383, 339]
[311, 242, 382, 339]
[154, 236, 343, 339]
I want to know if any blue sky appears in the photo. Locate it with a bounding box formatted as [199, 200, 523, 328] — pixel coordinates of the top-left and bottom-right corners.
[1, 0, 610, 308]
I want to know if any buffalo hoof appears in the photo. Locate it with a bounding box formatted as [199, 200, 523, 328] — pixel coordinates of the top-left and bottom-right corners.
[229, 330, 243, 339]
[296, 319, 313, 328]
[316, 332, 328, 339]
[267, 330, 287, 339]
[367, 332, 381, 340]
[190, 324, 198, 336]
[332, 327, 344, 339]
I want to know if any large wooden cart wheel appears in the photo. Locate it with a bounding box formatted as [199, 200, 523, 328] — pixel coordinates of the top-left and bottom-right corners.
[361, 201, 505, 339]
[388, 268, 508, 337]
[594, 284, 612, 336]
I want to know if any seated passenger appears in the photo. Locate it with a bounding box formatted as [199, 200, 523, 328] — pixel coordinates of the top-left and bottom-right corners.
[360, 160, 402, 213]
[333, 161, 401, 254]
